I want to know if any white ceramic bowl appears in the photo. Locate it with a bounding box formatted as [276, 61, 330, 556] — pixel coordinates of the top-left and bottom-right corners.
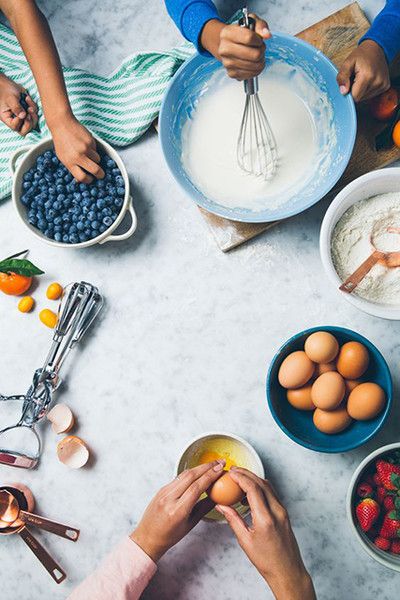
[10, 136, 137, 248]
[320, 168, 400, 320]
[347, 442, 400, 572]
[175, 431, 265, 522]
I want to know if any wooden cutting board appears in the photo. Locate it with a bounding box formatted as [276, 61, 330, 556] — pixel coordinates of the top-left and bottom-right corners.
[199, 2, 400, 251]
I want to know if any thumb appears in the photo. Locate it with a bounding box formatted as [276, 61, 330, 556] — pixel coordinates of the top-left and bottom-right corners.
[6, 94, 26, 119]
[337, 58, 355, 95]
[215, 505, 249, 539]
[249, 14, 271, 39]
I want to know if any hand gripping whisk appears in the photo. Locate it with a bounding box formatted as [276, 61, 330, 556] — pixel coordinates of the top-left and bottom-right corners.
[237, 7, 277, 180]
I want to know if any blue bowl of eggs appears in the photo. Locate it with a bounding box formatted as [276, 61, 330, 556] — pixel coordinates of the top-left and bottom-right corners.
[266, 326, 393, 453]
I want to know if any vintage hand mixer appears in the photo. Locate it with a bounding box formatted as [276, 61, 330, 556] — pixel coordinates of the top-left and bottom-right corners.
[0, 281, 103, 469]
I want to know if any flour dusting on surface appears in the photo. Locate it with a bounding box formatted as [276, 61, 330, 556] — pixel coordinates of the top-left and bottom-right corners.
[331, 192, 400, 306]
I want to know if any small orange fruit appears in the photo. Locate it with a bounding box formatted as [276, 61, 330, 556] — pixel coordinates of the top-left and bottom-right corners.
[0, 272, 32, 296]
[392, 121, 400, 148]
[46, 282, 63, 300]
[369, 87, 399, 121]
[39, 308, 57, 329]
[18, 296, 35, 313]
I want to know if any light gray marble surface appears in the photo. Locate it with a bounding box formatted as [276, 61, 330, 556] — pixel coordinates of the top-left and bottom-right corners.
[0, 1, 399, 599]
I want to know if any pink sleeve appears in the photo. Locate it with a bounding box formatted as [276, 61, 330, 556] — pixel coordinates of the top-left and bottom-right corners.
[68, 537, 157, 600]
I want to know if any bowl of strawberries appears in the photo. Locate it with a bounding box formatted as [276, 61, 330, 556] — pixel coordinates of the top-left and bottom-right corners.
[347, 442, 400, 570]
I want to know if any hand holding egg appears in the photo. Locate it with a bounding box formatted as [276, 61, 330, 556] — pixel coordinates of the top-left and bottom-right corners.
[130, 461, 226, 562]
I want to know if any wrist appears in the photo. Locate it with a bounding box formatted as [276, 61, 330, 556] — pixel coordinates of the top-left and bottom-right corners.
[267, 570, 315, 600]
[129, 529, 165, 563]
[46, 105, 74, 132]
[359, 38, 387, 60]
[200, 19, 225, 59]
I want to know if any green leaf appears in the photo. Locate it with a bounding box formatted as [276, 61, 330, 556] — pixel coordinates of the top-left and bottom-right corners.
[389, 510, 400, 520]
[395, 497, 400, 510]
[0, 258, 44, 277]
[391, 473, 400, 489]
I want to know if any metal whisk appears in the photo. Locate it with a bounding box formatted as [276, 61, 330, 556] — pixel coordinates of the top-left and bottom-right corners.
[237, 7, 277, 180]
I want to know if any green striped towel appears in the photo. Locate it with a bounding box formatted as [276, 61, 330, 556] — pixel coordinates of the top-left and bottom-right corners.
[0, 21, 195, 201]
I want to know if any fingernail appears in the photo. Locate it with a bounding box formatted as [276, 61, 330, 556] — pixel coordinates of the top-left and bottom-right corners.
[230, 465, 238, 471]
[18, 111, 26, 118]
[262, 27, 270, 37]
[215, 505, 226, 514]
[339, 85, 347, 95]
[213, 460, 225, 472]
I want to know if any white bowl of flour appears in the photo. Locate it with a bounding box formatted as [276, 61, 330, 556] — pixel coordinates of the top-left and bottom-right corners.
[320, 168, 400, 320]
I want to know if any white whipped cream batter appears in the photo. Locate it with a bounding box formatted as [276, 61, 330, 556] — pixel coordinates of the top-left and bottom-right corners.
[181, 62, 319, 210]
[331, 192, 400, 306]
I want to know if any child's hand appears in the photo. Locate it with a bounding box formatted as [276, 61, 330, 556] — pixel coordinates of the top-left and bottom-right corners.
[201, 16, 271, 80]
[51, 116, 105, 183]
[216, 468, 316, 600]
[337, 40, 390, 103]
[130, 460, 225, 561]
[0, 74, 38, 135]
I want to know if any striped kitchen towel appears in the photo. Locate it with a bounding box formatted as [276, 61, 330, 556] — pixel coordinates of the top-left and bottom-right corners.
[0, 22, 195, 201]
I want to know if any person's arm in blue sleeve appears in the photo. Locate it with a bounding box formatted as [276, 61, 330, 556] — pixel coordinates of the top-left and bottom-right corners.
[337, 0, 400, 103]
[164, 0, 271, 80]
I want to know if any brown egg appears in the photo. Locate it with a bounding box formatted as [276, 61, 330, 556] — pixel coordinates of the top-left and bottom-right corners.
[311, 371, 345, 410]
[304, 331, 339, 364]
[314, 362, 336, 378]
[287, 384, 315, 411]
[208, 473, 244, 506]
[278, 351, 315, 389]
[347, 382, 386, 420]
[313, 406, 352, 434]
[336, 342, 369, 379]
[344, 379, 361, 398]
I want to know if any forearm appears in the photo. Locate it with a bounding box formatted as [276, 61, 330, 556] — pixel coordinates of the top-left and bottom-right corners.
[1, 0, 72, 129]
[269, 571, 316, 600]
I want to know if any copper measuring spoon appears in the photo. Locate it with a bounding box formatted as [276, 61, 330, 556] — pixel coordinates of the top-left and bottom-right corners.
[0, 487, 66, 584]
[0, 489, 79, 541]
[340, 225, 400, 293]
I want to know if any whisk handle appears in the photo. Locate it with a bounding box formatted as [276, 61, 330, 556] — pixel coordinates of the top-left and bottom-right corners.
[239, 9, 258, 95]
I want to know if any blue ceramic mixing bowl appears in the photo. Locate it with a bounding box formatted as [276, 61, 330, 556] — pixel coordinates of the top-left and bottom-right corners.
[159, 33, 356, 223]
[266, 326, 392, 453]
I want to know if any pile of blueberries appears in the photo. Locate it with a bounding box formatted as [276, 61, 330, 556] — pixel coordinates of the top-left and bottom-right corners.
[20, 149, 125, 244]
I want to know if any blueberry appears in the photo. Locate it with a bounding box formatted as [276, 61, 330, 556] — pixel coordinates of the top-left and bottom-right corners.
[69, 233, 79, 244]
[90, 188, 98, 198]
[82, 190, 90, 198]
[102, 216, 113, 227]
[96, 199, 105, 210]
[53, 201, 61, 212]
[96, 179, 105, 188]
[106, 157, 116, 169]
[76, 221, 85, 231]
[101, 207, 112, 217]
[43, 150, 52, 160]
[54, 216, 62, 226]
[84, 228, 92, 237]
[87, 210, 96, 221]
[115, 175, 124, 186]
[82, 205, 89, 215]
[64, 197, 72, 208]
[91, 220, 100, 230]
[57, 194, 66, 202]
[105, 172, 112, 182]
[71, 214, 79, 223]
[99, 224, 107, 234]
[117, 187, 124, 197]
[64, 173, 73, 183]
[37, 219, 46, 231]
[78, 232, 88, 242]
[54, 232, 62, 242]
[62, 234, 70, 243]
[20, 194, 29, 206]
[114, 198, 123, 208]
[112, 168, 120, 176]
[23, 171, 33, 182]
[79, 183, 87, 191]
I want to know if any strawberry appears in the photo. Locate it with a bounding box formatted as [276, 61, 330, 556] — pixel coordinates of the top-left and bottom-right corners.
[373, 472, 382, 486]
[379, 511, 400, 539]
[356, 498, 380, 532]
[376, 459, 400, 491]
[376, 486, 386, 504]
[383, 496, 396, 512]
[357, 482, 374, 498]
[391, 539, 400, 554]
[374, 536, 391, 551]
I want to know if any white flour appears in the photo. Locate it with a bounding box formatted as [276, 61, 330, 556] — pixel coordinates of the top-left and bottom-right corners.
[181, 62, 321, 210]
[331, 192, 400, 305]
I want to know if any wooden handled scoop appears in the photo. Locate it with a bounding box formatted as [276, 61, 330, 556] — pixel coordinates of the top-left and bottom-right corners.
[340, 223, 400, 294]
[0, 489, 79, 541]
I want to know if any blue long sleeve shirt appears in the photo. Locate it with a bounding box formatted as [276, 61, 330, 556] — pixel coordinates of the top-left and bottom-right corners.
[165, 0, 400, 62]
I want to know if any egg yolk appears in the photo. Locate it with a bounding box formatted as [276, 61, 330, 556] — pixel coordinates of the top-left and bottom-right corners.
[198, 450, 236, 471]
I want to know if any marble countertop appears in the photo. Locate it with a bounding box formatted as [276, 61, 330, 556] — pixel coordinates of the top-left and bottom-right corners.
[1, 1, 399, 599]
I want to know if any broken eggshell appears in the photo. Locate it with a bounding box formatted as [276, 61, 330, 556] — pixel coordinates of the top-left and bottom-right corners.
[57, 436, 90, 469]
[47, 404, 75, 434]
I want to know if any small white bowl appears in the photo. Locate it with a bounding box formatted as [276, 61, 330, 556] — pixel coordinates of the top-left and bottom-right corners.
[175, 431, 265, 522]
[346, 442, 400, 572]
[10, 135, 137, 248]
[320, 168, 400, 320]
